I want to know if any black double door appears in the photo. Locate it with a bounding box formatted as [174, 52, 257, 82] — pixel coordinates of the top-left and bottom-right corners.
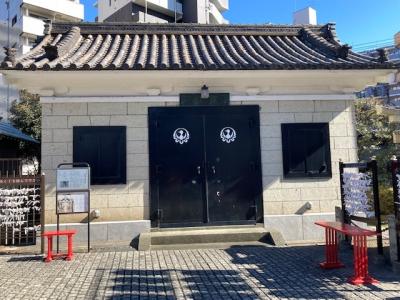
[149, 106, 263, 228]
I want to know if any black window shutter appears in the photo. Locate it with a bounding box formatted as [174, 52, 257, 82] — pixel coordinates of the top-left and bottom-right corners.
[73, 127, 126, 185]
[282, 123, 331, 179]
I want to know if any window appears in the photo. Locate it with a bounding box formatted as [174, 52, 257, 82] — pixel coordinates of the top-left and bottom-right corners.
[281, 123, 331, 178]
[11, 15, 17, 26]
[73, 127, 126, 185]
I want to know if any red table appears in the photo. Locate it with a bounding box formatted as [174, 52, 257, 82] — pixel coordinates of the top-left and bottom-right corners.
[42, 230, 77, 262]
[315, 221, 379, 285]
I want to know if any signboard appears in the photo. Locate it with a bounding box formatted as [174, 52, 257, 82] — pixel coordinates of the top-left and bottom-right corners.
[56, 163, 91, 252]
[57, 168, 89, 191]
[57, 192, 89, 214]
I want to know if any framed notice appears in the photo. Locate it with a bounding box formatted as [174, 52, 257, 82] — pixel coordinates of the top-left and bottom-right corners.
[57, 192, 89, 214]
[57, 168, 89, 191]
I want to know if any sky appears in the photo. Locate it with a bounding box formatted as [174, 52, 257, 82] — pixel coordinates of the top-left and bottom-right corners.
[81, 0, 399, 50]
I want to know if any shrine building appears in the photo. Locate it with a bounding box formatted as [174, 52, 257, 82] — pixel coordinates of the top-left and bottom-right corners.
[1, 21, 398, 244]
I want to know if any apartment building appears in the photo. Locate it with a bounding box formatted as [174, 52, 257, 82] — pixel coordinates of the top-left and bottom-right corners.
[0, 0, 84, 120]
[97, 0, 229, 24]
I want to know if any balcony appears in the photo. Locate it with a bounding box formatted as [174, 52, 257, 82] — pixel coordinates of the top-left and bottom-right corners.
[21, 15, 45, 37]
[22, 0, 84, 21]
[210, 0, 229, 12]
[209, 2, 229, 24]
[134, 0, 183, 17]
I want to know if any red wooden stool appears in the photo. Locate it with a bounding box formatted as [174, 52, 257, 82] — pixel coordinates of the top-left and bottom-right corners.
[315, 221, 379, 285]
[42, 230, 77, 262]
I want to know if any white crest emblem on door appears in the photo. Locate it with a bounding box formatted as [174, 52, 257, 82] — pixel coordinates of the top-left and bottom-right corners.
[220, 127, 237, 143]
[173, 128, 190, 144]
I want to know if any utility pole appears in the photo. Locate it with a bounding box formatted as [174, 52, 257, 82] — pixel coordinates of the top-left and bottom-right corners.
[5, 0, 10, 121]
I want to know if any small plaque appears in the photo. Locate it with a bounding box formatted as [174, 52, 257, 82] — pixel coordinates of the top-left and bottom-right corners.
[57, 168, 89, 191]
[57, 192, 89, 214]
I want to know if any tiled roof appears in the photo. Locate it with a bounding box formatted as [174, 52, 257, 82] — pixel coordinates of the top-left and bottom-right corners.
[1, 22, 398, 71]
[0, 122, 38, 143]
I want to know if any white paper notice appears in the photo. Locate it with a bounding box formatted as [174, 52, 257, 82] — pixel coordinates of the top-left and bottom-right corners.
[57, 168, 89, 191]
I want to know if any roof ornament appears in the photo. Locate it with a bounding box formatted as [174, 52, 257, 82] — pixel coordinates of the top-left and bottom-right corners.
[3, 45, 17, 67]
[338, 45, 351, 59]
[377, 48, 389, 63]
[43, 19, 52, 35]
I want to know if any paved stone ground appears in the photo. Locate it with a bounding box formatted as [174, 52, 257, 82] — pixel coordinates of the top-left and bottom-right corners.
[0, 245, 399, 300]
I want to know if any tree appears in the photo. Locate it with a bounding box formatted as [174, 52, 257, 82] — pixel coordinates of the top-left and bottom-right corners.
[355, 98, 397, 215]
[9, 90, 41, 158]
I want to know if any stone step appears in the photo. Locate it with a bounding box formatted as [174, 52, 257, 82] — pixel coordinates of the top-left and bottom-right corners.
[138, 226, 285, 251]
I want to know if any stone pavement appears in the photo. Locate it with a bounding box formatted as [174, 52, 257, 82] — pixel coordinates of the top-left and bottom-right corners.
[0, 245, 399, 300]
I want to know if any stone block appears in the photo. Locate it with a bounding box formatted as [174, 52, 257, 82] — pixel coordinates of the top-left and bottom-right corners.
[263, 202, 283, 215]
[334, 137, 357, 149]
[128, 167, 149, 180]
[294, 113, 313, 122]
[108, 194, 137, 208]
[68, 116, 91, 128]
[261, 113, 295, 125]
[329, 124, 348, 137]
[315, 100, 347, 112]
[42, 103, 53, 116]
[51, 155, 72, 169]
[301, 188, 337, 201]
[110, 115, 147, 128]
[52, 103, 88, 116]
[264, 215, 303, 241]
[52, 129, 72, 143]
[128, 102, 164, 115]
[91, 184, 130, 195]
[262, 176, 282, 190]
[42, 129, 53, 143]
[127, 141, 148, 154]
[261, 138, 282, 151]
[262, 163, 282, 176]
[264, 188, 301, 202]
[42, 143, 68, 156]
[90, 194, 109, 209]
[279, 101, 315, 113]
[261, 150, 282, 163]
[248, 101, 278, 113]
[127, 128, 148, 141]
[127, 154, 149, 167]
[42, 116, 67, 129]
[128, 180, 148, 194]
[90, 116, 111, 126]
[332, 111, 351, 124]
[312, 112, 333, 123]
[282, 201, 320, 214]
[88, 103, 127, 115]
[107, 220, 150, 241]
[260, 125, 281, 138]
[320, 200, 341, 213]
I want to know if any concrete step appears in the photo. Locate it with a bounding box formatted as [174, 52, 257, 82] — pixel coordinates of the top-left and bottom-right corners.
[138, 225, 285, 251]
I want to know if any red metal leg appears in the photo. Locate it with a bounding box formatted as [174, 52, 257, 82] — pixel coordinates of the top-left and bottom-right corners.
[348, 235, 379, 285]
[66, 234, 74, 261]
[45, 236, 53, 263]
[320, 228, 345, 269]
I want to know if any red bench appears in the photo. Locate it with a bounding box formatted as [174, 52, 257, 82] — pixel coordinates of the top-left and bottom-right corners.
[315, 221, 379, 285]
[42, 230, 77, 262]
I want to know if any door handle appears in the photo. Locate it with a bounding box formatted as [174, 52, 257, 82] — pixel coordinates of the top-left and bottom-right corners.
[197, 166, 201, 175]
[211, 166, 216, 174]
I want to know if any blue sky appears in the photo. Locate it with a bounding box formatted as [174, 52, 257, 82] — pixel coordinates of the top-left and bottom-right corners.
[81, 0, 399, 50]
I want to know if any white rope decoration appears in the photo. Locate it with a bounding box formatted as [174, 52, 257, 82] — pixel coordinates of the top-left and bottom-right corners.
[0, 188, 41, 228]
[343, 172, 374, 217]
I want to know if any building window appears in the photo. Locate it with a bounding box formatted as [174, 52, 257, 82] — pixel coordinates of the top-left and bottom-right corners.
[11, 15, 17, 26]
[281, 123, 332, 178]
[73, 126, 126, 185]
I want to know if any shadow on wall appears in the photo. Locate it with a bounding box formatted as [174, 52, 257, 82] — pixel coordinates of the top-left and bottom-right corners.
[88, 245, 397, 299]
